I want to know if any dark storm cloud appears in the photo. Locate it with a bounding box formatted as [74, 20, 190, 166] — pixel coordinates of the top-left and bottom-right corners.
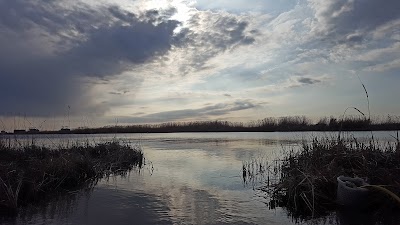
[310, 0, 400, 44]
[286, 76, 324, 88]
[57, 20, 179, 78]
[118, 100, 259, 123]
[297, 77, 321, 85]
[0, 0, 181, 116]
[0, 0, 259, 117]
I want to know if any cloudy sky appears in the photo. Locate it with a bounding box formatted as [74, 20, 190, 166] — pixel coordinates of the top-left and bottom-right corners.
[0, 0, 399, 130]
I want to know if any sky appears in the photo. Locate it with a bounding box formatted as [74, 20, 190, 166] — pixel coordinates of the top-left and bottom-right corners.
[0, 0, 399, 130]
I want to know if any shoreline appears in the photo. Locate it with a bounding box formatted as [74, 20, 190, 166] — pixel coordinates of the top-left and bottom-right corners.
[0, 128, 399, 135]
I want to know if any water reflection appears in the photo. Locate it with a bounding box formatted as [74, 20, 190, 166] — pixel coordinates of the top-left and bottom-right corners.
[9, 187, 174, 225]
[2, 189, 93, 225]
[1, 132, 398, 224]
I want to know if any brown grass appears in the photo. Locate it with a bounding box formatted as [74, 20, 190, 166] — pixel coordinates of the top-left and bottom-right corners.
[0, 140, 143, 215]
[244, 136, 400, 220]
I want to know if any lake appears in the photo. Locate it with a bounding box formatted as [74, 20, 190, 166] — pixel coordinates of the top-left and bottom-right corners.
[0, 131, 397, 225]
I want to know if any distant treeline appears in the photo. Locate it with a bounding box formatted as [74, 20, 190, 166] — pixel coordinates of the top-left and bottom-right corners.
[71, 115, 400, 134]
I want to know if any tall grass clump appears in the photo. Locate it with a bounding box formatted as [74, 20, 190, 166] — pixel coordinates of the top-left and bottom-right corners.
[242, 135, 400, 220]
[264, 137, 400, 219]
[0, 139, 143, 215]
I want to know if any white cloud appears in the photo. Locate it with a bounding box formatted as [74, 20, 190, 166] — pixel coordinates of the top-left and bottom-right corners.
[365, 58, 400, 72]
[372, 19, 400, 40]
[356, 42, 400, 62]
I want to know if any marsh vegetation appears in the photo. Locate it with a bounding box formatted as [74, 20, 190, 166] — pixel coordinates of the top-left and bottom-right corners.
[66, 115, 400, 133]
[243, 134, 400, 221]
[0, 139, 143, 215]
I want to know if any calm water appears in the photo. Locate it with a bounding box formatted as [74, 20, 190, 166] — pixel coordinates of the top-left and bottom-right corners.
[1, 131, 397, 225]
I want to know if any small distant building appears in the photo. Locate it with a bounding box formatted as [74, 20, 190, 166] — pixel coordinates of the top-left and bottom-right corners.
[28, 128, 40, 134]
[14, 129, 26, 134]
[0, 130, 6, 134]
[59, 127, 71, 133]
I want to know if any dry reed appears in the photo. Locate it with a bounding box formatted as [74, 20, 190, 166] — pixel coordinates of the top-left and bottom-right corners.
[0, 139, 143, 215]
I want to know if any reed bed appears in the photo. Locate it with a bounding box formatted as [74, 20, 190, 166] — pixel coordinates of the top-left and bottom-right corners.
[0, 139, 143, 215]
[243, 135, 400, 219]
